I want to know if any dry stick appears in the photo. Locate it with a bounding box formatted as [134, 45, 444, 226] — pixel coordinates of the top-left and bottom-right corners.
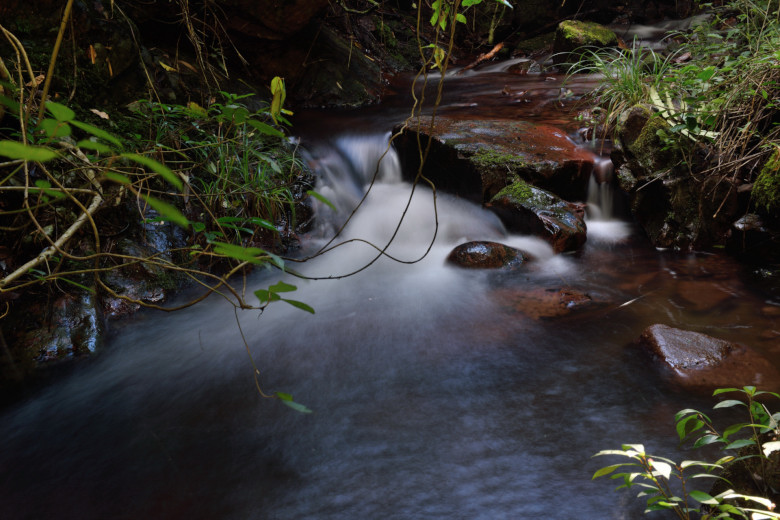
[38, 0, 75, 117]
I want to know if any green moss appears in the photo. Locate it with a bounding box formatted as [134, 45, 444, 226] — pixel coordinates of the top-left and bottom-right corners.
[753, 147, 780, 215]
[558, 20, 617, 47]
[472, 148, 525, 169]
[495, 179, 533, 200]
[630, 116, 676, 170]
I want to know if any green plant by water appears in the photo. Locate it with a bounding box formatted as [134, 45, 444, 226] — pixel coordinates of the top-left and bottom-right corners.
[594, 386, 780, 519]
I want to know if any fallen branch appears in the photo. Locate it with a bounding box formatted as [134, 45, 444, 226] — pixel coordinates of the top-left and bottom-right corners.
[457, 42, 503, 74]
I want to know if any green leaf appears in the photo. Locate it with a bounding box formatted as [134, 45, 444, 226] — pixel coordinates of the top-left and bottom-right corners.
[693, 434, 722, 448]
[246, 119, 284, 138]
[121, 153, 182, 190]
[689, 490, 718, 505]
[104, 171, 131, 185]
[593, 464, 625, 479]
[0, 140, 58, 161]
[281, 298, 315, 314]
[212, 242, 268, 264]
[77, 139, 113, 154]
[307, 189, 336, 211]
[713, 399, 746, 409]
[45, 101, 75, 122]
[70, 120, 123, 148]
[455, 12, 467, 24]
[142, 195, 189, 228]
[462, 0, 481, 6]
[649, 460, 672, 480]
[723, 439, 756, 450]
[713, 388, 743, 396]
[246, 217, 278, 233]
[39, 118, 72, 139]
[254, 289, 281, 303]
[269, 76, 286, 125]
[34, 179, 66, 199]
[269, 280, 297, 293]
[275, 392, 313, 413]
[495, 0, 512, 7]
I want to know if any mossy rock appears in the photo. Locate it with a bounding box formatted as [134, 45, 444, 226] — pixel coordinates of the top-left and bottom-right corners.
[488, 180, 587, 253]
[553, 20, 618, 65]
[753, 147, 780, 217]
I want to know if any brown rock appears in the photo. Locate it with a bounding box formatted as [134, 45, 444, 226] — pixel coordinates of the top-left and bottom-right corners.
[446, 241, 528, 269]
[636, 324, 780, 392]
[494, 287, 594, 320]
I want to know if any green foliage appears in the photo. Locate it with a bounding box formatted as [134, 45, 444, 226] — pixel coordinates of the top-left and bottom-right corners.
[594, 386, 780, 520]
[429, 0, 511, 32]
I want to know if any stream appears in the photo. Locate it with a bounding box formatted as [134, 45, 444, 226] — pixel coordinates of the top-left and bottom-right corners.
[2, 60, 779, 520]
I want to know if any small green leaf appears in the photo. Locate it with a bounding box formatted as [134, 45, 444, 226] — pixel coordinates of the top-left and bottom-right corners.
[689, 490, 718, 505]
[307, 189, 336, 211]
[77, 139, 113, 154]
[104, 171, 131, 185]
[0, 140, 58, 161]
[275, 392, 313, 413]
[212, 242, 267, 264]
[723, 439, 756, 450]
[70, 120, 123, 148]
[455, 12, 467, 24]
[246, 119, 284, 138]
[45, 101, 75, 122]
[693, 434, 723, 448]
[281, 298, 315, 314]
[122, 153, 182, 190]
[142, 194, 189, 228]
[713, 399, 746, 409]
[246, 217, 278, 233]
[255, 289, 281, 303]
[39, 118, 72, 139]
[713, 388, 743, 396]
[593, 464, 625, 479]
[34, 179, 66, 199]
[269, 280, 297, 293]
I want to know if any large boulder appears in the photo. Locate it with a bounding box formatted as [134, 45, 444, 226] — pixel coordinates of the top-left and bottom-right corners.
[487, 180, 587, 253]
[393, 117, 594, 203]
[636, 324, 780, 392]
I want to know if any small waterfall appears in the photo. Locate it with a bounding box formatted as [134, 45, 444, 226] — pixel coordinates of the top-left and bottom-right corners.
[585, 156, 631, 242]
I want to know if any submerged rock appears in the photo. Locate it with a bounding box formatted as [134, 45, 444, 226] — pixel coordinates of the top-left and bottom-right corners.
[636, 324, 780, 392]
[487, 180, 587, 253]
[493, 286, 595, 320]
[393, 117, 594, 203]
[446, 241, 528, 269]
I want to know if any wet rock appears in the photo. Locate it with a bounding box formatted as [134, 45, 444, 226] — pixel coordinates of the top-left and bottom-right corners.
[494, 286, 595, 319]
[20, 293, 103, 365]
[393, 117, 594, 203]
[636, 324, 780, 392]
[447, 241, 528, 269]
[553, 20, 619, 65]
[612, 105, 739, 250]
[507, 59, 542, 75]
[487, 180, 587, 253]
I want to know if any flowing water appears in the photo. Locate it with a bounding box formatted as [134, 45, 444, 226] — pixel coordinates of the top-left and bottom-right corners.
[2, 63, 780, 520]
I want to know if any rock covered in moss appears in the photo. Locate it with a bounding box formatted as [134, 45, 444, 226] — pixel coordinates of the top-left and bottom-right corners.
[393, 117, 594, 203]
[753, 147, 780, 217]
[553, 20, 619, 65]
[487, 180, 587, 253]
[446, 241, 528, 269]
